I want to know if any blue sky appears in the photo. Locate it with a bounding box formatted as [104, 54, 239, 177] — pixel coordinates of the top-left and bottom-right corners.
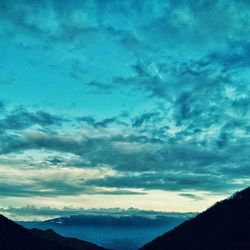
[1, 0, 250, 218]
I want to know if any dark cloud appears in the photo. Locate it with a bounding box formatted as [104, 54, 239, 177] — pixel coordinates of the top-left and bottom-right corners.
[77, 116, 118, 128]
[85, 80, 112, 93]
[96, 189, 146, 195]
[207, 42, 250, 71]
[0, 182, 42, 197]
[0, 108, 65, 132]
[0, 100, 5, 111]
[0, 177, 89, 198]
[132, 112, 160, 127]
[85, 171, 242, 193]
[0, 132, 79, 155]
[179, 193, 203, 200]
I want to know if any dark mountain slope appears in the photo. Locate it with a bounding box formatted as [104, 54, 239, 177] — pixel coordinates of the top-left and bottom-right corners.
[140, 187, 250, 250]
[31, 228, 109, 250]
[0, 214, 109, 250]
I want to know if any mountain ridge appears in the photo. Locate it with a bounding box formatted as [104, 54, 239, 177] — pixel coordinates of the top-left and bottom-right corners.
[0, 214, 111, 250]
[140, 187, 250, 250]
[18, 212, 191, 250]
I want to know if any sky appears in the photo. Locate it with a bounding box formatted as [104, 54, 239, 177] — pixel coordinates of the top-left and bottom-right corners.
[1, 0, 250, 219]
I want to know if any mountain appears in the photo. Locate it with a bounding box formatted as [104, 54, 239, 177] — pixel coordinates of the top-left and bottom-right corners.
[18, 212, 193, 250]
[140, 187, 250, 250]
[0, 214, 110, 250]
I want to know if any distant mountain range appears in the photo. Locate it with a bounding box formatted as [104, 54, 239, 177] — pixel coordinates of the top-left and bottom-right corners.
[140, 187, 250, 250]
[0, 214, 110, 250]
[18, 212, 192, 250]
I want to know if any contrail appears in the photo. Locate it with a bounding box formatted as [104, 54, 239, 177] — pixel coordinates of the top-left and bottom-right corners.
[152, 62, 164, 81]
[126, 17, 164, 83]
[126, 18, 140, 40]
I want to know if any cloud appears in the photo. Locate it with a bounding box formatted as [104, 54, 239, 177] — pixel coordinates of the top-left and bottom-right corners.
[85, 171, 242, 193]
[1, 98, 250, 197]
[0, 0, 99, 46]
[77, 116, 118, 128]
[132, 112, 160, 127]
[0, 100, 250, 195]
[179, 193, 203, 200]
[0, 160, 145, 198]
[0, 100, 5, 111]
[85, 80, 113, 93]
[0, 107, 65, 132]
[0, 205, 195, 221]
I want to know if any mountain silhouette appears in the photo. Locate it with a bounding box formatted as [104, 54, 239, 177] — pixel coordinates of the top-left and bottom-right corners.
[19, 212, 192, 250]
[0, 214, 110, 250]
[140, 187, 250, 250]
